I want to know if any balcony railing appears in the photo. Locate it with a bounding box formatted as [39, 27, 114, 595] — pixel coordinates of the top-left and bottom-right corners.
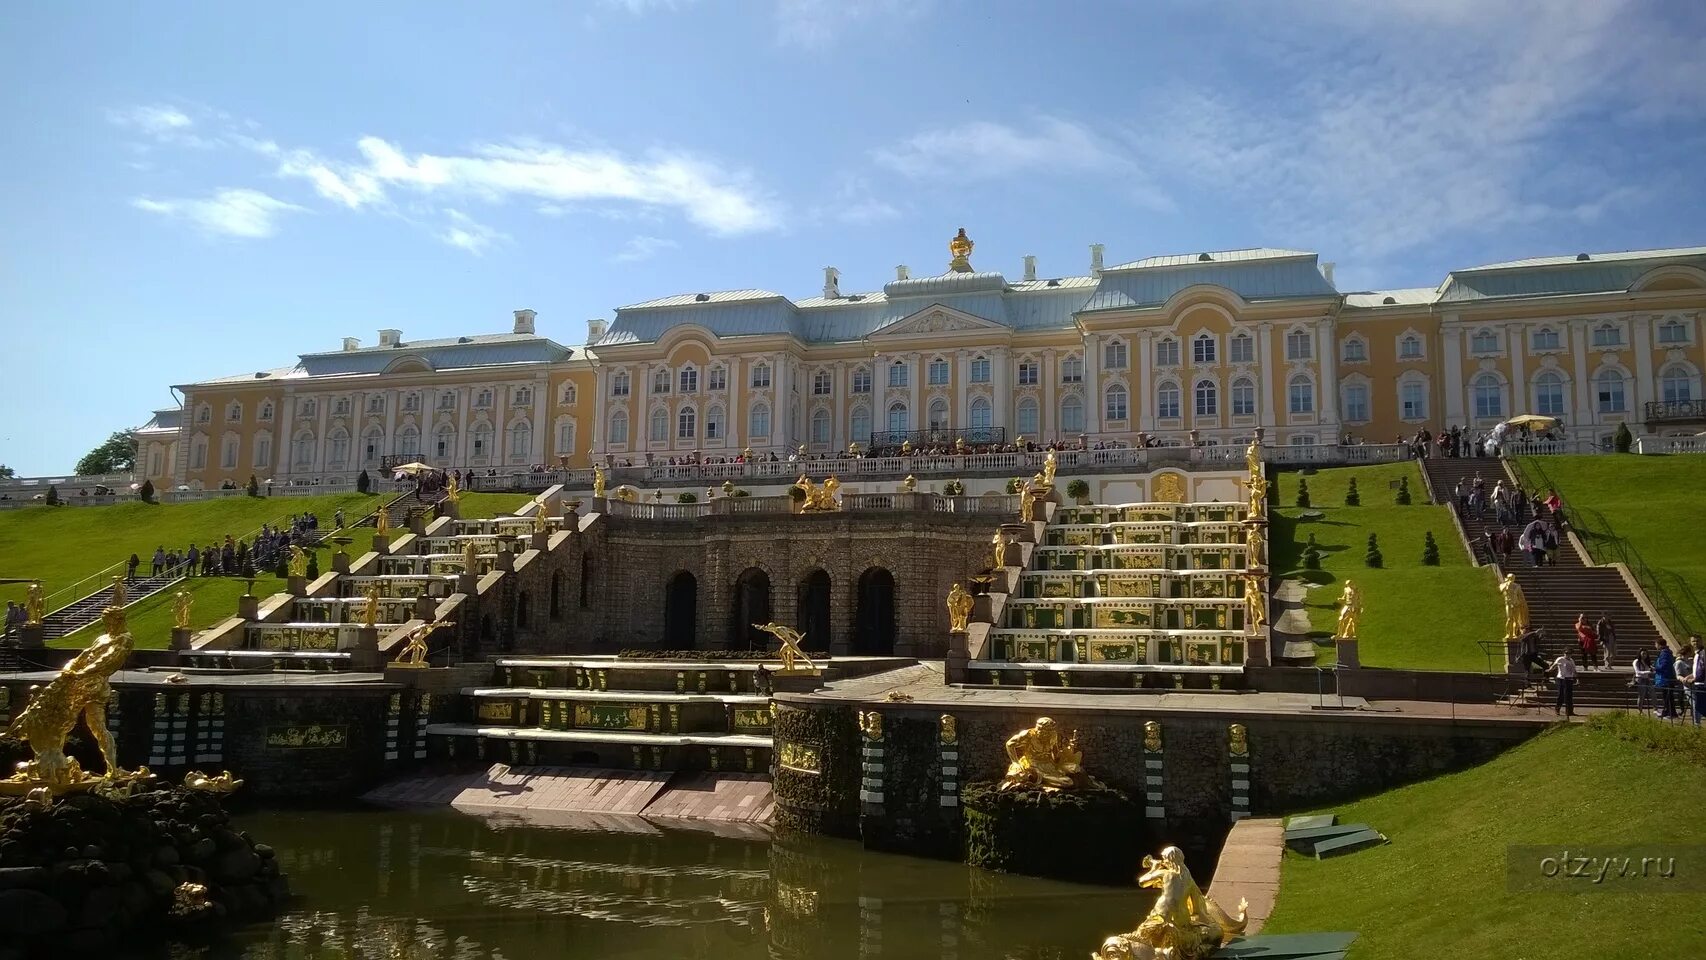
[601, 492, 1020, 521]
[1645, 399, 1706, 423]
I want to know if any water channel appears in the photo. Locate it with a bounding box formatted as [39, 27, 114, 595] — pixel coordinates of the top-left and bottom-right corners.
[185, 808, 1150, 960]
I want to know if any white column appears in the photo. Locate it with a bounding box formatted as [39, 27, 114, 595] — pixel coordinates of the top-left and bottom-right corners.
[1256, 324, 1276, 432]
[315, 396, 330, 475]
[1041, 349, 1057, 440]
[992, 348, 1011, 432]
[833, 361, 847, 451]
[1136, 332, 1153, 432]
[955, 353, 970, 426]
[728, 357, 743, 448]
[1085, 335, 1102, 434]
[1442, 327, 1465, 425]
[457, 387, 471, 464]
[908, 352, 921, 434]
[1316, 322, 1338, 425]
[1632, 314, 1654, 415]
[383, 392, 398, 463]
[533, 375, 548, 462]
[593, 366, 607, 453]
[492, 390, 507, 466]
[1570, 321, 1592, 433]
[1508, 323, 1527, 417]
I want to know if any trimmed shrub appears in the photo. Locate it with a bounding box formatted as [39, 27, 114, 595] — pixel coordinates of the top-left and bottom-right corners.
[943, 479, 965, 496]
[1344, 478, 1360, 506]
[1365, 533, 1384, 568]
[45, 484, 61, 506]
[1302, 533, 1323, 570]
[356, 469, 371, 494]
[1422, 531, 1440, 566]
[306, 552, 321, 579]
[1066, 478, 1090, 503]
[1005, 477, 1022, 495]
[1614, 422, 1633, 453]
[677, 492, 698, 503]
[1295, 478, 1312, 509]
[138, 479, 155, 503]
[274, 553, 289, 579]
[246, 475, 259, 497]
[787, 485, 807, 503]
[1395, 475, 1412, 505]
[732, 488, 751, 498]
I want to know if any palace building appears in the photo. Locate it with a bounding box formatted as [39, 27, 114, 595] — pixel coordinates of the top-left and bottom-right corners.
[134, 235, 1706, 490]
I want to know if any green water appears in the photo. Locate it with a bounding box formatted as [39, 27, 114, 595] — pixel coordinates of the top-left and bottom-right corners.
[199, 808, 1148, 960]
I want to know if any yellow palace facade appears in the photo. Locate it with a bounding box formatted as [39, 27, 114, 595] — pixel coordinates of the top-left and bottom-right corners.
[135, 236, 1706, 490]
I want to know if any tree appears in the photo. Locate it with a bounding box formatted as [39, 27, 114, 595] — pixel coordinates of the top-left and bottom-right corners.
[274, 553, 289, 580]
[1421, 531, 1440, 566]
[75, 431, 138, 476]
[1005, 477, 1022, 495]
[1295, 478, 1312, 509]
[1345, 478, 1361, 506]
[1614, 422, 1633, 453]
[138, 479, 155, 503]
[356, 469, 371, 494]
[1302, 533, 1323, 570]
[943, 479, 965, 496]
[45, 484, 61, 506]
[1365, 534, 1384, 568]
[1067, 478, 1090, 503]
[0, 464, 14, 479]
[1395, 476, 1412, 505]
[246, 475, 260, 497]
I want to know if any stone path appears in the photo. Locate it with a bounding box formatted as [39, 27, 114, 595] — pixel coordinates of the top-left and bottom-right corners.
[1209, 816, 1284, 935]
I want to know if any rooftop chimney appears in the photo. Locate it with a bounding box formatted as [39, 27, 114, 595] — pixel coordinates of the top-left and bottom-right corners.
[1320, 261, 1336, 286]
[895, 264, 910, 281]
[1023, 255, 1037, 282]
[378, 328, 402, 348]
[513, 308, 537, 335]
[342, 337, 361, 352]
[823, 266, 841, 299]
[1090, 244, 1105, 277]
[587, 318, 609, 343]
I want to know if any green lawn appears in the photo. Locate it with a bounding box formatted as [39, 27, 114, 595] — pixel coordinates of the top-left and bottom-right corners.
[1270, 462, 1501, 671]
[1265, 716, 1706, 958]
[455, 492, 535, 519]
[1518, 453, 1706, 630]
[55, 575, 264, 650]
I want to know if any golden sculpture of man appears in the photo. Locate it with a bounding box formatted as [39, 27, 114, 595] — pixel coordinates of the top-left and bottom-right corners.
[445, 473, 461, 503]
[946, 582, 974, 633]
[24, 581, 45, 625]
[1245, 523, 1264, 567]
[1244, 574, 1266, 630]
[172, 590, 193, 630]
[991, 530, 1007, 570]
[901, 474, 917, 493]
[362, 581, 382, 629]
[1042, 449, 1057, 486]
[1500, 573, 1529, 641]
[998, 717, 1099, 792]
[532, 502, 549, 534]
[395, 621, 451, 667]
[375, 505, 390, 535]
[593, 463, 607, 499]
[1243, 477, 1266, 520]
[462, 540, 479, 575]
[288, 545, 309, 579]
[1334, 579, 1362, 640]
[4, 603, 138, 794]
[755, 622, 817, 673]
[1094, 846, 1248, 960]
[1019, 486, 1035, 524]
[1245, 437, 1263, 478]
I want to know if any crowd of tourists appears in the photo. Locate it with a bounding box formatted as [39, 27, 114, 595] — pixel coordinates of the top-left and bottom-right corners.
[123, 512, 327, 581]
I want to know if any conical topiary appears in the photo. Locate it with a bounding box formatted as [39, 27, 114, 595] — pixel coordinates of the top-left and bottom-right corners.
[274, 553, 289, 580]
[1395, 475, 1412, 505]
[1302, 533, 1323, 570]
[1421, 531, 1440, 566]
[1365, 533, 1384, 568]
[1345, 478, 1361, 506]
[306, 552, 321, 580]
[1295, 478, 1312, 509]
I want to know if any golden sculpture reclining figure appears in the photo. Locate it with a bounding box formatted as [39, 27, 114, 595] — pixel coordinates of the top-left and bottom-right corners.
[1094, 845, 1249, 959]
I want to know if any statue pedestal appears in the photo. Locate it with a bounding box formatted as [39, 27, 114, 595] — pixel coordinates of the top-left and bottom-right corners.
[945, 630, 970, 684]
[1505, 639, 1525, 674]
[769, 670, 825, 694]
[237, 594, 260, 620]
[343, 626, 381, 671]
[170, 627, 193, 651]
[332, 551, 350, 574]
[414, 594, 438, 622]
[530, 531, 550, 552]
[457, 573, 478, 595]
[439, 500, 462, 521]
[286, 575, 307, 595]
[961, 782, 1146, 884]
[17, 624, 44, 649]
[1245, 630, 1271, 668]
[371, 534, 391, 556]
[409, 514, 427, 536]
[1335, 638, 1361, 669]
[384, 664, 455, 690]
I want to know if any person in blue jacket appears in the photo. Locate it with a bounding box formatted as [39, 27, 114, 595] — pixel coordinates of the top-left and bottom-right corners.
[1653, 641, 1678, 719]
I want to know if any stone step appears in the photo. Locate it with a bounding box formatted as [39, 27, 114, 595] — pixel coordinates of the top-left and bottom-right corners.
[428, 724, 773, 774]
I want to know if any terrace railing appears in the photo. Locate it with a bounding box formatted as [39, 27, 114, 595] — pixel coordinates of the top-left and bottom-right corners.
[602, 492, 1019, 521]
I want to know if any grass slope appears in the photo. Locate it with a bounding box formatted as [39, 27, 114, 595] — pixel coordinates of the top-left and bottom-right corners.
[455, 492, 534, 520]
[1270, 462, 1501, 671]
[1519, 453, 1706, 621]
[1265, 716, 1706, 958]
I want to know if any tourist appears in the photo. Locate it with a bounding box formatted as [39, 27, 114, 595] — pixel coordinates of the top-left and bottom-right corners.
[126, 553, 140, 580]
[1574, 614, 1599, 669]
[3, 602, 21, 638]
[187, 543, 199, 576]
[151, 545, 166, 576]
[1520, 517, 1548, 567]
[1543, 525, 1561, 567]
[1632, 649, 1654, 712]
[1515, 628, 1548, 673]
[1653, 641, 1679, 719]
[335, 507, 345, 530]
[1549, 650, 1578, 717]
[1684, 636, 1705, 727]
[1495, 526, 1516, 567]
[1595, 613, 1617, 669]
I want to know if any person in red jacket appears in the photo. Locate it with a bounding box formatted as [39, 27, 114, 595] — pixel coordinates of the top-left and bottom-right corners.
[1575, 613, 1599, 671]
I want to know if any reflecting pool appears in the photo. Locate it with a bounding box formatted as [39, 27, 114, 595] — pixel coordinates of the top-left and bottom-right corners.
[196, 808, 1150, 959]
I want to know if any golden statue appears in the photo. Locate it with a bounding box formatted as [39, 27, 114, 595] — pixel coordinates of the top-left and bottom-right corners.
[859, 710, 884, 741]
[991, 530, 1007, 569]
[361, 581, 381, 629]
[445, 473, 461, 503]
[172, 590, 192, 630]
[532, 502, 549, 534]
[1093, 846, 1248, 960]
[1018, 477, 1036, 523]
[948, 226, 975, 271]
[462, 540, 479, 574]
[593, 463, 607, 498]
[900, 440, 913, 455]
[755, 622, 818, 674]
[183, 770, 244, 794]
[170, 882, 211, 919]
[111, 576, 127, 607]
[616, 486, 638, 503]
[2, 602, 142, 796]
[1242, 477, 1266, 520]
[1244, 574, 1266, 630]
[25, 581, 45, 625]
[793, 475, 841, 511]
[1228, 723, 1250, 758]
[1245, 437, 1263, 478]
[947, 582, 974, 633]
[939, 714, 957, 744]
[287, 545, 309, 579]
[998, 717, 1100, 792]
[901, 474, 917, 493]
[1042, 449, 1057, 486]
[1245, 523, 1265, 567]
[1334, 579, 1362, 640]
[1500, 573, 1529, 642]
[375, 504, 390, 535]
[395, 621, 452, 667]
[1143, 720, 1163, 753]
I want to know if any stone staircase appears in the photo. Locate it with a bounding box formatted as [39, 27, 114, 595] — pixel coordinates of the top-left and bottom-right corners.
[38, 572, 185, 640]
[971, 499, 1261, 690]
[354, 487, 446, 528]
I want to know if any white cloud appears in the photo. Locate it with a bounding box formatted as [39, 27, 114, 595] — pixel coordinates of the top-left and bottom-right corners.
[132, 188, 303, 239]
[774, 0, 919, 49]
[437, 210, 506, 255]
[277, 148, 386, 209]
[611, 235, 679, 262]
[108, 104, 194, 137]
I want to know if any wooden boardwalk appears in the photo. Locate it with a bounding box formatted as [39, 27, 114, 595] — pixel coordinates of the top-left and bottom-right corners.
[363, 764, 773, 827]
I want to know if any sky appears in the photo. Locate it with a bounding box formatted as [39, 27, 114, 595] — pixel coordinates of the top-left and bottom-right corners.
[3, 0, 1704, 475]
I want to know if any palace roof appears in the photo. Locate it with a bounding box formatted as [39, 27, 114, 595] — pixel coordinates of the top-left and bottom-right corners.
[1437, 246, 1706, 304]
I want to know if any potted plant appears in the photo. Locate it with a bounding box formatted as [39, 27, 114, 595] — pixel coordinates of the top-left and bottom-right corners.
[1066, 478, 1090, 505]
[943, 479, 965, 496]
[677, 492, 698, 504]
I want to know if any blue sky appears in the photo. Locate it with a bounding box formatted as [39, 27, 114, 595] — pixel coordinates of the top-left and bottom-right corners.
[3, 0, 1704, 474]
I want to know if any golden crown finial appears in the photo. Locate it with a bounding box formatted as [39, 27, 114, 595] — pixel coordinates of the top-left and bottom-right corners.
[948, 227, 974, 272]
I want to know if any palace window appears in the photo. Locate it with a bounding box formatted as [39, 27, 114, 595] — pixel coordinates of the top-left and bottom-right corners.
[1531, 327, 1561, 351]
[928, 398, 950, 430]
[1016, 398, 1039, 436]
[807, 408, 828, 444]
[327, 430, 349, 465]
[1661, 364, 1695, 403]
[555, 421, 576, 454]
[1400, 380, 1428, 420]
[1473, 374, 1504, 419]
[518, 387, 535, 407]
[1103, 384, 1128, 422]
[749, 403, 772, 438]
[508, 421, 532, 459]
[1153, 339, 1178, 368]
[1017, 360, 1039, 386]
[471, 424, 492, 459]
[608, 410, 629, 445]
[707, 366, 727, 392]
[402, 393, 419, 413]
[1194, 379, 1218, 418]
[298, 399, 316, 418]
[439, 391, 456, 411]
[1470, 329, 1500, 354]
[852, 367, 872, 394]
[705, 406, 725, 440]
[362, 427, 384, 464]
[812, 370, 832, 396]
[433, 426, 454, 460]
[1592, 324, 1622, 348]
[1595, 369, 1626, 413]
[1229, 334, 1254, 364]
[396, 426, 419, 458]
[1343, 383, 1369, 423]
[1231, 378, 1256, 417]
[677, 408, 697, 441]
[751, 363, 772, 389]
[258, 401, 274, 421]
[1192, 335, 1216, 365]
[970, 397, 993, 430]
[1060, 395, 1085, 434]
[1105, 341, 1128, 370]
[928, 359, 950, 386]
[850, 406, 871, 442]
[226, 401, 242, 423]
[367, 395, 385, 414]
[886, 401, 908, 433]
[1287, 375, 1315, 414]
[647, 407, 668, 443]
[1285, 330, 1313, 361]
[293, 433, 315, 466]
[475, 389, 493, 408]
[1534, 372, 1567, 416]
[1658, 319, 1689, 344]
[1341, 338, 1367, 363]
[558, 383, 576, 405]
[1155, 382, 1179, 420]
[333, 398, 352, 416]
[970, 357, 991, 383]
[221, 435, 239, 470]
[888, 361, 909, 388]
[679, 367, 699, 394]
[1399, 335, 1423, 360]
[611, 372, 631, 397]
[652, 370, 671, 394]
[1061, 355, 1084, 383]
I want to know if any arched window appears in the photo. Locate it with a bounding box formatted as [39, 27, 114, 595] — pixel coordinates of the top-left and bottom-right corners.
[887, 361, 909, 388]
[251, 432, 269, 469]
[652, 369, 671, 394]
[1470, 329, 1499, 354]
[1595, 369, 1625, 413]
[1287, 375, 1315, 414]
[1591, 323, 1622, 348]
[1285, 329, 1313, 360]
[1399, 335, 1422, 360]
[813, 370, 832, 395]
[1341, 338, 1367, 363]
[1531, 327, 1561, 351]
[1016, 398, 1039, 437]
[220, 433, 240, 470]
[1155, 381, 1178, 419]
[705, 405, 725, 440]
[362, 426, 385, 465]
[397, 425, 420, 457]
[1060, 395, 1085, 434]
[189, 434, 208, 469]
[649, 407, 669, 442]
[1472, 374, 1504, 419]
[850, 405, 871, 443]
[749, 403, 771, 438]
[1192, 334, 1216, 365]
[611, 371, 631, 397]
[1534, 372, 1567, 416]
[555, 419, 576, 455]
[327, 428, 350, 465]
[1342, 383, 1369, 422]
[810, 408, 831, 443]
[1105, 340, 1130, 369]
[1400, 376, 1428, 420]
[1231, 378, 1256, 417]
[1661, 364, 1695, 404]
[707, 365, 727, 391]
[292, 430, 315, 467]
[1061, 355, 1084, 383]
[1194, 379, 1218, 417]
[970, 355, 991, 383]
[608, 410, 629, 445]
[258, 401, 274, 422]
[433, 425, 455, 460]
[471, 423, 493, 458]
[852, 367, 872, 394]
[677, 407, 697, 440]
[886, 401, 909, 434]
[928, 398, 950, 431]
[1229, 333, 1254, 364]
[969, 396, 992, 430]
[1105, 384, 1129, 422]
[559, 383, 577, 405]
[927, 358, 950, 385]
[226, 401, 243, 422]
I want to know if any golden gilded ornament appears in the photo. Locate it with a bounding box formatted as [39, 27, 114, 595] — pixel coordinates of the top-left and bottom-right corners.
[24, 581, 45, 625]
[1334, 579, 1362, 640]
[532, 502, 549, 534]
[1244, 574, 1267, 630]
[939, 714, 957, 744]
[859, 711, 884, 741]
[948, 227, 975, 271]
[394, 621, 453, 667]
[170, 882, 212, 918]
[287, 545, 309, 579]
[1092, 845, 1248, 960]
[1153, 473, 1186, 504]
[946, 582, 974, 633]
[172, 590, 193, 630]
[462, 540, 479, 575]
[593, 464, 607, 498]
[755, 622, 818, 674]
[1243, 477, 1267, 521]
[375, 504, 390, 535]
[1042, 450, 1057, 486]
[998, 717, 1102, 793]
[1143, 720, 1163, 753]
[991, 530, 1007, 570]
[1245, 524, 1265, 568]
[445, 473, 461, 504]
[361, 582, 381, 629]
[1228, 723, 1249, 758]
[793, 475, 841, 511]
[183, 770, 244, 794]
[1500, 573, 1529, 641]
[1246, 437, 1263, 479]
[901, 474, 917, 493]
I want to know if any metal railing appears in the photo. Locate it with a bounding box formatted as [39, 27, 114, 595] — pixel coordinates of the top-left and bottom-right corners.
[602, 492, 1019, 521]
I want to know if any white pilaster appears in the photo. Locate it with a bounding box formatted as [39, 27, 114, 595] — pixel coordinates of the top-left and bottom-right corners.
[1256, 324, 1276, 431]
[1632, 314, 1654, 415]
[1508, 323, 1526, 416]
[1085, 334, 1102, 434]
[1571, 320, 1593, 433]
[1442, 327, 1465, 425]
[992, 349, 1011, 434]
